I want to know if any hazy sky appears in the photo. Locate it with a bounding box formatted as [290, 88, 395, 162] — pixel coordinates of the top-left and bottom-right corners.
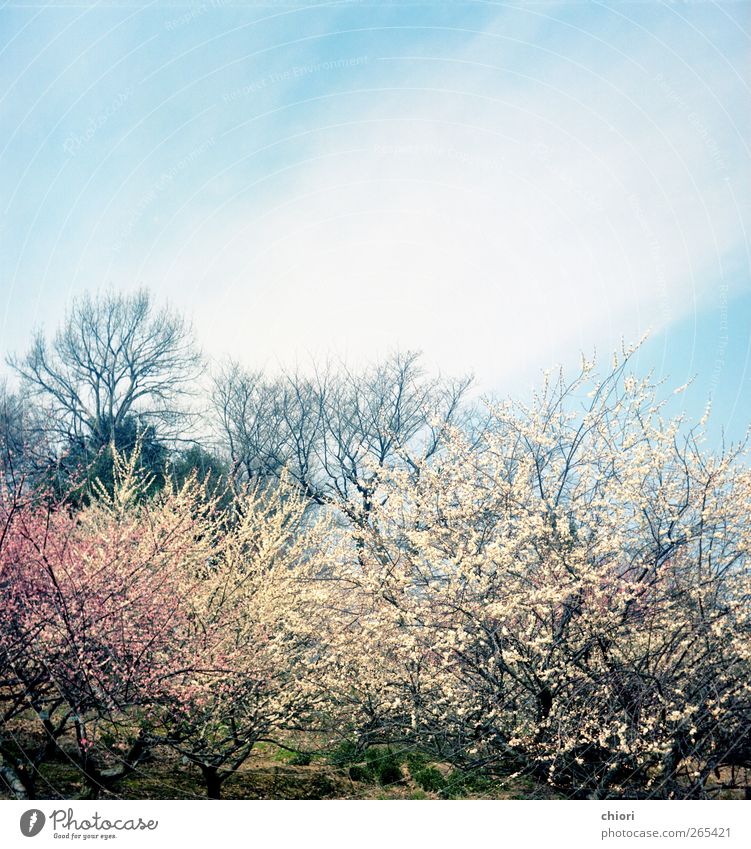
[1, 1, 749, 441]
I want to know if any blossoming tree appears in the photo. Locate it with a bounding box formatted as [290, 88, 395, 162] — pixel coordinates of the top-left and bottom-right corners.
[308, 351, 751, 798]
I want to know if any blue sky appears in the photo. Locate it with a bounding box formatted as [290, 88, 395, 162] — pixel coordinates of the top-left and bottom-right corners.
[1, 1, 749, 443]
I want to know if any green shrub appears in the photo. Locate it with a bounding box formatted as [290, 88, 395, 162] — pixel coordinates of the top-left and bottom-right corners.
[402, 750, 447, 793]
[327, 740, 361, 768]
[348, 764, 372, 782]
[439, 769, 494, 798]
[365, 748, 403, 787]
[404, 751, 429, 772]
[412, 766, 446, 793]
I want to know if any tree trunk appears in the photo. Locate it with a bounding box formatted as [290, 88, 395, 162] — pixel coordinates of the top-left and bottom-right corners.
[0, 760, 30, 799]
[79, 735, 149, 799]
[536, 686, 553, 722]
[199, 765, 224, 800]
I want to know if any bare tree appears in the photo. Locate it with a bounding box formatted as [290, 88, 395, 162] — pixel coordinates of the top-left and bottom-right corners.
[212, 351, 472, 525]
[0, 381, 52, 487]
[8, 290, 202, 451]
[212, 361, 325, 494]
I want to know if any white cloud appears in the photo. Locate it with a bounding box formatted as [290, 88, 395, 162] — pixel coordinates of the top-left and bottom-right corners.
[105, 11, 750, 389]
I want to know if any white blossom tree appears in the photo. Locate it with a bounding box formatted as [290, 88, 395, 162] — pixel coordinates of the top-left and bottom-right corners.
[303, 348, 751, 798]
